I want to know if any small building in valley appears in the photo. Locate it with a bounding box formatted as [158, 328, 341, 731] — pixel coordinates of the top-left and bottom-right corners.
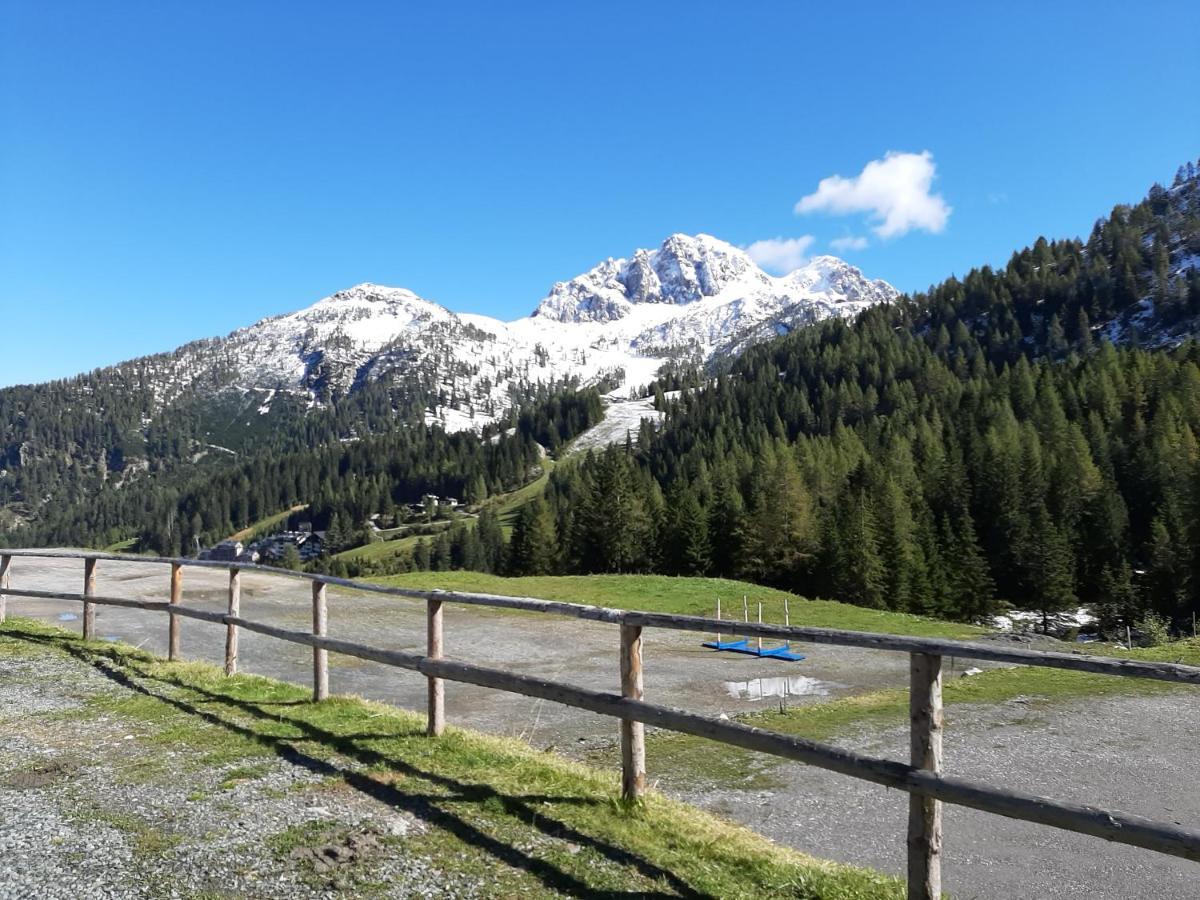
[254, 531, 325, 562]
[210, 540, 244, 562]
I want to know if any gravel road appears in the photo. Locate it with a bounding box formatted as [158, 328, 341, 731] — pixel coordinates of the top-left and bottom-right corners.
[2, 556, 917, 746]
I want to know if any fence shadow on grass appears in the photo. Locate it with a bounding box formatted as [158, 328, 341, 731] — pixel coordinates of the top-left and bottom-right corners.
[14, 629, 709, 900]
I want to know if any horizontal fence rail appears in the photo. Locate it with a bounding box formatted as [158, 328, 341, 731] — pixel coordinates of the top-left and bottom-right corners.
[2, 549, 1199, 898]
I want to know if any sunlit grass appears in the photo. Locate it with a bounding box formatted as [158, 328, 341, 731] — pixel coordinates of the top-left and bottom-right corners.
[377, 571, 986, 639]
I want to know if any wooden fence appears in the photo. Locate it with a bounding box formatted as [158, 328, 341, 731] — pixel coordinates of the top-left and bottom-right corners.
[2, 548, 1199, 899]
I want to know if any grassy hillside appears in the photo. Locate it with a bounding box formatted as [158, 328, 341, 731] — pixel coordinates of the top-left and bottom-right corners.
[228, 504, 309, 543]
[0, 617, 902, 899]
[487, 456, 557, 532]
[335, 459, 558, 565]
[333, 519, 458, 564]
[377, 571, 987, 639]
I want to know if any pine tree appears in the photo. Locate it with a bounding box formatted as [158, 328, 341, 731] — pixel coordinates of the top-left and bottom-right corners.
[475, 507, 506, 573]
[1144, 513, 1189, 618]
[279, 543, 301, 571]
[1025, 504, 1076, 631]
[571, 448, 652, 573]
[738, 451, 815, 585]
[507, 499, 556, 575]
[431, 531, 452, 571]
[1047, 313, 1067, 355]
[466, 474, 488, 506]
[822, 465, 886, 608]
[665, 485, 710, 576]
[1094, 561, 1137, 632]
[325, 511, 349, 552]
[412, 538, 431, 571]
[939, 511, 994, 620]
[706, 465, 745, 576]
[1075, 307, 1093, 353]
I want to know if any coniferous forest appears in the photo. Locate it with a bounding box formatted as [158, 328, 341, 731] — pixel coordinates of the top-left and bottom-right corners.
[3, 161, 1200, 631]
[537, 322, 1200, 629]
[3, 388, 603, 560]
[422, 162, 1200, 629]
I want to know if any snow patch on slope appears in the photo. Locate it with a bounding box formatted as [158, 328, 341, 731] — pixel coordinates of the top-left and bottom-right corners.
[566, 397, 665, 456]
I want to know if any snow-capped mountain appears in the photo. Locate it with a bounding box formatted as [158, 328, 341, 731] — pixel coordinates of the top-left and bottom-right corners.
[197, 234, 896, 430]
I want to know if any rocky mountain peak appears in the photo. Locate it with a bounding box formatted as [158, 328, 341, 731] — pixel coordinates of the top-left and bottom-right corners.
[784, 256, 898, 307]
[533, 233, 772, 323]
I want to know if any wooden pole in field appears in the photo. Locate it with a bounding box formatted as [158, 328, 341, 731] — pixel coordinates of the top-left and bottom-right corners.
[426, 596, 444, 736]
[757, 600, 763, 653]
[715, 597, 721, 644]
[784, 596, 791, 648]
[742, 595, 748, 641]
[312, 581, 328, 701]
[0, 554, 10, 625]
[167, 563, 182, 660]
[908, 652, 943, 900]
[619, 623, 646, 801]
[224, 568, 240, 676]
[83, 558, 97, 640]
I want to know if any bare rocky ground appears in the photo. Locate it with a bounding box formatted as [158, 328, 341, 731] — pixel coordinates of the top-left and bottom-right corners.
[0, 649, 472, 899]
[6, 556, 1200, 898]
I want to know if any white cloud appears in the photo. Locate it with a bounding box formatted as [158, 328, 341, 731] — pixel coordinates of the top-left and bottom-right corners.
[744, 235, 816, 273]
[830, 235, 869, 252]
[795, 151, 951, 239]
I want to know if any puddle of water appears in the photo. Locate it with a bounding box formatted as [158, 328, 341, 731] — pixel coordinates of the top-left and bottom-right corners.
[724, 675, 830, 701]
[56, 613, 78, 622]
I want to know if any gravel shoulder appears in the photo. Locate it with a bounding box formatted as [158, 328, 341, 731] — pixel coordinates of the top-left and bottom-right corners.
[0, 640, 468, 899]
[670, 690, 1200, 900]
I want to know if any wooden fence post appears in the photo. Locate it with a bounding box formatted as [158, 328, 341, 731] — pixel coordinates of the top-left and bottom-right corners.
[908, 652, 943, 900]
[82, 558, 97, 640]
[168, 562, 182, 660]
[0, 554, 10, 625]
[312, 581, 328, 701]
[619, 623, 646, 801]
[224, 568, 240, 676]
[426, 597, 444, 736]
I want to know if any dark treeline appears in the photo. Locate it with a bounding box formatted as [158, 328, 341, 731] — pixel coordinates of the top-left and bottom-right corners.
[0, 360, 433, 526]
[4, 389, 602, 556]
[915, 159, 1200, 367]
[526, 327, 1200, 630]
[0, 329, 599, 534]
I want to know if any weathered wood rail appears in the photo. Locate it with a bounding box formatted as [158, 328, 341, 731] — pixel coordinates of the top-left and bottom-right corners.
[2, 549, 1199, 898]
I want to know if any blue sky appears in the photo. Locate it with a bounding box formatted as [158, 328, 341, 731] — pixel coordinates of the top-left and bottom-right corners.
[2, 1, 1198, 386]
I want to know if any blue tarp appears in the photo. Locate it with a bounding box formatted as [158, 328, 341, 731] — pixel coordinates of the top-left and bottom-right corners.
[701, 638, 806, 662]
